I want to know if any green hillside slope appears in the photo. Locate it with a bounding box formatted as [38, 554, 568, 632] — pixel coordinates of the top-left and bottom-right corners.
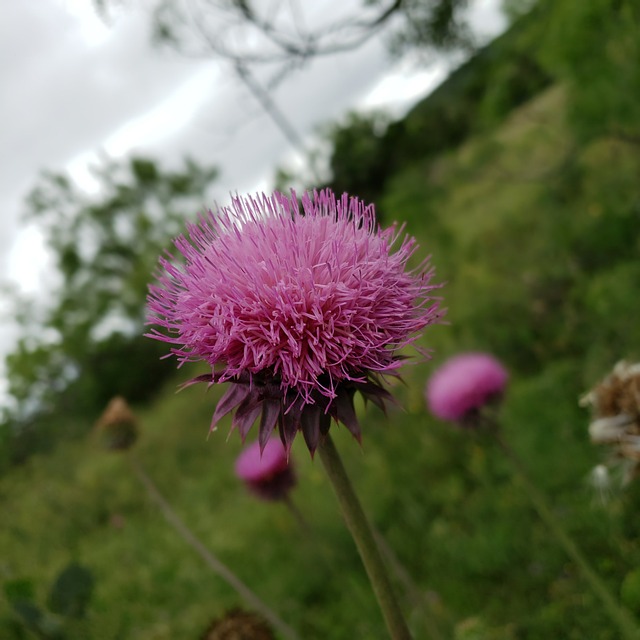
[2, 77, 639, 638]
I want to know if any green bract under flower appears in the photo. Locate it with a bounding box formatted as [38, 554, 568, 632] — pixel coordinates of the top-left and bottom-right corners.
[147, 189, 442, 454]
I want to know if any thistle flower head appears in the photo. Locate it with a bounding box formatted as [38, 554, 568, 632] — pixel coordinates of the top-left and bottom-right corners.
[147, 189, 442, 454]
[235, 439, 296, 501]
[426, 352, 509, 424]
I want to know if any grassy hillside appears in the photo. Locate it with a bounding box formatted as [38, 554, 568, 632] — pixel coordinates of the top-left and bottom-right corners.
[2, 74, 639, 638]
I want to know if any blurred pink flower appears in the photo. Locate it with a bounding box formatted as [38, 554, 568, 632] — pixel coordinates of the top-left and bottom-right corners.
[147, 189, 442, 454]
[235, 439, 296, 501]
[426, 352, 508, 423]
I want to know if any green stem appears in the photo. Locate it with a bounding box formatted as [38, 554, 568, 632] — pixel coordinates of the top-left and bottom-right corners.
[285, 493, 445, 640]
[318, 433, 412, 640]
[283, 494, 312, 533]
[129, 456, 300, 640]
[494, 432, 639, 640]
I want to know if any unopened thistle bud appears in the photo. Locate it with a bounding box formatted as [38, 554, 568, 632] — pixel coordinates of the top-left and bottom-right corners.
[425, 352, 509, 427]
[95, 396, 138, 451]
[235, 439, 296, 502]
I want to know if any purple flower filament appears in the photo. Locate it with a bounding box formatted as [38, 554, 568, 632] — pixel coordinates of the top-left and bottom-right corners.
[147, 189, 442, 454]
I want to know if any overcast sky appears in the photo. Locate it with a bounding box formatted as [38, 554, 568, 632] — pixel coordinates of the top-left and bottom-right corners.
[0, 0, 506, 406]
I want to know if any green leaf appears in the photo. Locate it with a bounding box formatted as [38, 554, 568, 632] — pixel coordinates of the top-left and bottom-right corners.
[46, 563, 94, 619]
[10, 600, 65, 638]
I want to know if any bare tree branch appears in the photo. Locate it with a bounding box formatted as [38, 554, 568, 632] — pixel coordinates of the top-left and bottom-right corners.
[96, 0, 471, 180]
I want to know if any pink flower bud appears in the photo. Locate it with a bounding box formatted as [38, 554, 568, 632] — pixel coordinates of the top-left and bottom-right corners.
[235, 439, 296, 501]
[426, 353, 508, 423]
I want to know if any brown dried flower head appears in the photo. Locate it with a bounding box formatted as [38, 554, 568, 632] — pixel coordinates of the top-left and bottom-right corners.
[581, 361, 640, 483]
[200, 609, 275, 640]
[95, 396, 138, 451]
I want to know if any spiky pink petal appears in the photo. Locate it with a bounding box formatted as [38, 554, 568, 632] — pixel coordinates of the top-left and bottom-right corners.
[147, 189, 442, 451]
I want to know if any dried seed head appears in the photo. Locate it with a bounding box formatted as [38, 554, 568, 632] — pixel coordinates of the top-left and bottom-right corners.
[95, 396, 138, 451]
[582, 361, 640, 420]
[200, 609, 275, 640]
[582, 361, 640, 484]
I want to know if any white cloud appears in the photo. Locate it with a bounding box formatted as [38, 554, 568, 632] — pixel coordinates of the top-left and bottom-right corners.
[60, 0, 112, 47]
[7, 225, 52, 296]
[104, 63, 220, 156]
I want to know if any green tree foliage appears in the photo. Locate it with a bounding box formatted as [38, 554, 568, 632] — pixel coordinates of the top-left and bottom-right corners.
[146, 0, 473, 63]
[318, 14, 550, 211]
[381, 0, 474, 56]
[2, 156, 218, 464]
[323, 112, 397, 206]
[24, 157, 216, 339]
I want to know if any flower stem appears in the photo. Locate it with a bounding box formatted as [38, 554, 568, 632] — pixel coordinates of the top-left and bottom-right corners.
[493, 432, 640, 640]
[318, 433, 412, 640]
[128, 455, 300, 640]
[283, 494, 312, 533]
[285, 491, 445, 639]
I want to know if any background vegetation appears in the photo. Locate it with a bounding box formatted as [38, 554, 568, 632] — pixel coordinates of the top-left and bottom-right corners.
[1, 0, 639, 637]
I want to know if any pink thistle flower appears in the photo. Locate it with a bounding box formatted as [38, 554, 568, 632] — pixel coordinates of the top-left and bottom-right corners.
[235, 439, 296, 501]
[426, 352, 509, 424]
[147, 189, 442, 454]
